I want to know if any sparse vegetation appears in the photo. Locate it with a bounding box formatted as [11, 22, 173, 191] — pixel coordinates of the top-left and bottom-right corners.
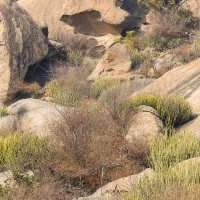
[98, 79, 155, 128]
[92, 77, 122, 97]
[45, 80, 86, 105]
[67, 48, 84, 67]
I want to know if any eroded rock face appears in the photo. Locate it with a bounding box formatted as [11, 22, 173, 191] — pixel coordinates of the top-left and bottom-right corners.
[0, 0, 48, 104]
[87, 43, 132, 80]
[122, 0, 149, 31]
[18, 0, 130, 37]
[61, 10, 121, 37]
[18, 0, 130, 51]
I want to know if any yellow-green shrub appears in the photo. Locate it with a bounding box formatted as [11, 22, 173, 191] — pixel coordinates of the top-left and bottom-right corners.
[45, 80, 85, 106]
[0, 134, 48, 167]
[126, 94, 192, 131]
[0, 106, 8, 118]
[149, 131, 200, 171]
[92, 77, 122, 97]
[126, 163, 200, 200]
[67, 48, 84, 67]
[124, 131, 200, 200]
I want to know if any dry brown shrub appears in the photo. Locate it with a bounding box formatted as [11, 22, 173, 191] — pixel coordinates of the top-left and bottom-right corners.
[0, 176, 69, 200]
[47, 102, 149, 193]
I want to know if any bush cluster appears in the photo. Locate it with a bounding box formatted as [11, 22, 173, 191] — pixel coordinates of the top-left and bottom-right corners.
[124, 131, 200, 200]
[149, 131, 200, 171]
[45, 80, 85, 106]
[126, 94, 192, 131]
[0, 134, 49, 167]
[92, 77, 122, 97]
[141, 34, 182, 52]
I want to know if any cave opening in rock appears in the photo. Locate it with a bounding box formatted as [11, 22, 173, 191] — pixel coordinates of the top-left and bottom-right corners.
[60, 10, 121, 36]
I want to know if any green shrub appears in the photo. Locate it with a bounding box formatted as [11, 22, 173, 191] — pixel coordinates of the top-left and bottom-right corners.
[171, 8, 199, 30]
[115, 31, 145, 66]
[125, 162, 200, 200]
[123, 131, 200, 200]
[0, 106, 8, 118]
[149, 131, 200, 171]
[45, 80, 86, 106]
[140, 35, 182, 52]
[0, 134, 48, 167]
[130, 49, 145, 65]
[114, 30, 136, 50]
[92, 77, 122, 97]
[126, 94, 192, 131]
[67, 48, 84, 67]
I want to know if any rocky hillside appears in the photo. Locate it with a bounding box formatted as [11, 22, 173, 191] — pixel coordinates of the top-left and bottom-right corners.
[0, 0, 200, 199]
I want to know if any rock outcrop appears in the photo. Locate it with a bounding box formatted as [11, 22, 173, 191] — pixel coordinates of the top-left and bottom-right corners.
[18, 0, 130, 50]
[18, 0, 132, 58]
[75, 168, 154, 200]
[131, 57, 200, 139]
[87, 43, 132, 80]
[0, 0, 48, 104]
[126, 106, 164, 148]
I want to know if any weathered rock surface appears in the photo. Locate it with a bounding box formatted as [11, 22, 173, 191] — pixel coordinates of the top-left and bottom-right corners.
[0, 0, 48, 104]
[131, 57, 200, 139]
[126, 106, 164, 148]
[0, 99, 68, 137]
[140, 11, 156, 35]
[75, 168, 154, 200]
[18, 0, 130, 50]
[87, 43, 132, 80]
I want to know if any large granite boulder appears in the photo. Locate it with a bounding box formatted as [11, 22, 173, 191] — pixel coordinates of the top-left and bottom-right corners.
[126, 105, 164, 149]
[87, 43, 132, 80]
[0, 0, 48, 104]
[0, 99, 69, 137]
